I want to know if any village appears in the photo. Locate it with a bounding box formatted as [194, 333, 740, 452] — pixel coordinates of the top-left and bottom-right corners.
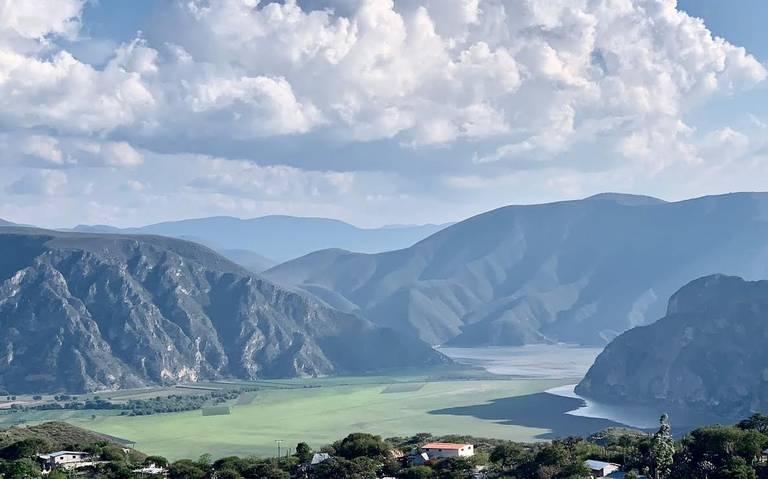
[28, 440, 649, 479]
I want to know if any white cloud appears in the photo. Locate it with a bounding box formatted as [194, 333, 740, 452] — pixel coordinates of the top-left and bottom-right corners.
[0, 0, 767, 225]
[188, 157, 355, 199]
[1, 0, 765, 152]
[6, 169, 67, 196]
[0, 134, 144, 168]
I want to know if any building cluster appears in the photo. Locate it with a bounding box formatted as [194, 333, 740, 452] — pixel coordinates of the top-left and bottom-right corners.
[36, 450, 168, 477]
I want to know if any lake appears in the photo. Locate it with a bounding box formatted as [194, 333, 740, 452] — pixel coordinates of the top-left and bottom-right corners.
[437, 345, 719, 436]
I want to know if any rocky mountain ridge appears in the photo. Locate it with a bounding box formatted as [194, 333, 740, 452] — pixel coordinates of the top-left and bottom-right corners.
[0, 227, 448, 393]
[576, 274, 768, 417]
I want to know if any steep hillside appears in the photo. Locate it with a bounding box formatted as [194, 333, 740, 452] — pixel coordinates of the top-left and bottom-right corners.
[73, 216, 450, 262]
[266, 193, 768, 345]
[0, 228, 448, 393]
[576, 275, 768, 417]
[219, 249, 277, 273]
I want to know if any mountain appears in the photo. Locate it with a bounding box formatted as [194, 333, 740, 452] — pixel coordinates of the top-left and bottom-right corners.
[0, 227, 448, 394]
[0, 219, 15, 226]
[576, 275, 768, 418]
[73, 216, 450, 263]
[218, 249, 277, 273]
[265, 192, 768, 346]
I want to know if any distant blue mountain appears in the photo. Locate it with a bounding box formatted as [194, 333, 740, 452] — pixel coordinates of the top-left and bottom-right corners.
[266, 192, 768, 347]
[73, 216, 451, 264]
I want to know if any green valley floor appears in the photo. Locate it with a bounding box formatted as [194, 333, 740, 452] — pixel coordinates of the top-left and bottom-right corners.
[50, 376, 568, 459]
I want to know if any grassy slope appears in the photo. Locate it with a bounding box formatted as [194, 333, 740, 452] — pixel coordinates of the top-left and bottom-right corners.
[62, 377, 567, 459]
[0, 421, 137, 450]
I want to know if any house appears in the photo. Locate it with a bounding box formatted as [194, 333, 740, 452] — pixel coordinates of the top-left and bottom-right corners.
[37, 451, 93, 474]
[311, 453, 332, 465]
[585, 459, 620, 477]
[421, 442, 474, 459]
[133, 463, 168, 476]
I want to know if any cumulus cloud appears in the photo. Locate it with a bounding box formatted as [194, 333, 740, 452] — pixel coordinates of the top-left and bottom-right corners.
[0, 0, 767, 225]
[188, 157, 355, 199]
[0, 134, 144, 168]
[2, 0, 765, 153]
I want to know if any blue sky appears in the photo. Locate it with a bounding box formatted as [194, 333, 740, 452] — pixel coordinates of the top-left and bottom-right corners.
[0, 0, 767, 228]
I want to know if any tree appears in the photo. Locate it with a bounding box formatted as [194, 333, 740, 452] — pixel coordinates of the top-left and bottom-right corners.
[216, 469, 243, 479]
[101, 445, 128, 462]
[717, 457, 756, 479]
[737, 414, 768, 435]
[144, 455, 169, 468]
[198, 453, 213, 469]
[651, 414, 675, 479]
[489, 443, 526, 472]
[399, 466, 435, 479]
[333, 433, 390, 460]
[243, 462, 289, 479]
[0, 438, 53, 460]
[295, 442, 313, 463]
[0, 458, 42, 479]
[169, 459, 206, 479]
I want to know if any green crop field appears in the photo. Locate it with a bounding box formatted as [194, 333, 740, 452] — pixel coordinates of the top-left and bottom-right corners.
[56, 376, 569, 460]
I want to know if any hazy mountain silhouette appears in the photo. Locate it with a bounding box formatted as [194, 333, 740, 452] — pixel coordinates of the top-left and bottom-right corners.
[73, 216, 450, 263]
[266, 193, 768, 346]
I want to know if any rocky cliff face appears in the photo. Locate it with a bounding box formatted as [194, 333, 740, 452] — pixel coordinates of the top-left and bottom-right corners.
[0, 228, 448, 393]
[266, 192, 768, 346]
[576, 275, 768, 417]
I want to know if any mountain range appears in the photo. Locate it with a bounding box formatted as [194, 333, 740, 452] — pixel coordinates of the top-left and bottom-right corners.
[0, 227, 448, 393]
[72, 216, 450, 265]
[576, 275, 768, 418]
[265, 192, 768, 346]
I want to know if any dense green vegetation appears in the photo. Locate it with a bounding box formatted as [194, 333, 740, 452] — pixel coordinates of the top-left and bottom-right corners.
[2, 414, 768, 478]
[7, 388, 256, 416]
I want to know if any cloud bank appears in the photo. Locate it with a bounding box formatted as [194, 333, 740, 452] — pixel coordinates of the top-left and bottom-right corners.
[0, 0, 766, 227]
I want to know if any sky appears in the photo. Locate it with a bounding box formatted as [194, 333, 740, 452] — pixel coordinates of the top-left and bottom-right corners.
[0, 0, 767, 228]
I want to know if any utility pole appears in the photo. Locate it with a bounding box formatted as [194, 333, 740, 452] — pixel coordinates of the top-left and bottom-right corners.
[275, 439, 283, 460]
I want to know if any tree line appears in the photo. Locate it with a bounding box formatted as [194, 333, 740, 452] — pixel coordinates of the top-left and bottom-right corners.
[1, 413, 768, 478]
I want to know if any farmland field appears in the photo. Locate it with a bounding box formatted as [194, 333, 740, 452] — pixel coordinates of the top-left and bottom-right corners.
[0, 346, 606, 460]
[64, 376, 568, 459]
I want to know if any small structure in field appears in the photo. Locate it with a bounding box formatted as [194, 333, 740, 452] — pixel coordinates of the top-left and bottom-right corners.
[38, 451, 93, 474]
[585, 459, 620, 477]
[421, 442, 474, 459]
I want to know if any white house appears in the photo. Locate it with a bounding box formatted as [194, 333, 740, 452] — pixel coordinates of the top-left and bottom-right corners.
[585, 459, 620, 478]
[133, 463, 168, 476]
[421, 442, 474, 459]
[37, 451, 93, 474]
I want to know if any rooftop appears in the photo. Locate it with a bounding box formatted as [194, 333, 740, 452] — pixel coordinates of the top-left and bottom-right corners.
[422, 443, 472, 450]
[38, 451, 89, 459]
[585, 459, 619, 470]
